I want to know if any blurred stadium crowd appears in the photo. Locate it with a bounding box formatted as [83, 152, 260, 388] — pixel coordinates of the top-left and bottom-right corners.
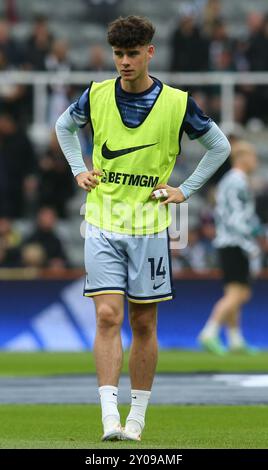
[1, 0, 268, 270]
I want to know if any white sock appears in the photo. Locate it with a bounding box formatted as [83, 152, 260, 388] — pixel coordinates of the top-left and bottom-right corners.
[199, 320, 220, 339]
[226, 328, 245, 349]
[126, 389, 151, 433]
[98, 385, 120, 427]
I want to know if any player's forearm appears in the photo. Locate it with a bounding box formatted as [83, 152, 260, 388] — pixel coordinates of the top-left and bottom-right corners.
[179, 122, 231, 199]
[55, 108, 88, 177]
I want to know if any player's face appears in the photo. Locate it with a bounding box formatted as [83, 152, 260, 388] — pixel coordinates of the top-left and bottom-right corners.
[240, 150, 257, 173]
[112, 45, 154, 82]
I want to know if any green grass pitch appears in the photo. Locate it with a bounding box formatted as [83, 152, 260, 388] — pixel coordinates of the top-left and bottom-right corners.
[1, 404, 268, 449]
[0, 350, 268, 449]
[1, 350, 268, 376]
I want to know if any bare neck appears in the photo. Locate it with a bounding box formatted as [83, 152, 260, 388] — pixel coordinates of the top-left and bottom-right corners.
[120, 74, 154, 93]
[233, 165, 248, 175]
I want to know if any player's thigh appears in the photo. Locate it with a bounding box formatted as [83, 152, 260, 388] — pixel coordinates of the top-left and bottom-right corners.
[83, 223, 128, 296]
[224, 283, 252, 305]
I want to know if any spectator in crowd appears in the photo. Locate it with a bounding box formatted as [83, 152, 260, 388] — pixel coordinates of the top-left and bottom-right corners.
[83, 0, 122, 25]
[235, 13, 268, 124]
[0, 25, 27, 121]
[0, 237, 10, 267]
[84, 44, 110, 71]
[204, 20, 235, 122]
[0, 17, 23, 68]
[203, 0, 222, 36]
[0, 217, 21, 267]
[263, 15, 268, 70]
[233, 38, 249, 72]
[170, 13, 209, 71]
[208, 19, 233, 71]
[20, 243, 47, 268]
[45, 38, 72, 73]
[0, 48, 27, 121]
[199, 215, 217, 268]
[4, 0, 19, 24]
[172, 226, 209, 272]
[233, 92, 249, 124]
[45, 39, 74, 127]
[38, 131, 75, 218]
[24, 15, 53, 71]
[25, 207, 69, 268]
[246, 12, 266, 71]
[0, 49, 5, 69]
[0, 113, 37, 218]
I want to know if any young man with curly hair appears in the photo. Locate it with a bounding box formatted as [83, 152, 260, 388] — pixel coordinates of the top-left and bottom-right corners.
[56, 16, 230, 442]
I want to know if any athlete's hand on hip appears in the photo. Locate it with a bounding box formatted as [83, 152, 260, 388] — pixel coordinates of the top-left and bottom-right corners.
[75, 169, 103, 192]
[151, 184, 186, 206]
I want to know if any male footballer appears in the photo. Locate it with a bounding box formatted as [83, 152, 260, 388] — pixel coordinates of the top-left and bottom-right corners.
[56, 16, 230, 441]
[198, 140, 262, 354]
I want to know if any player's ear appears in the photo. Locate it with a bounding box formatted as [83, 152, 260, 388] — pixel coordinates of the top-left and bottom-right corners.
[147, 45, 155, 61]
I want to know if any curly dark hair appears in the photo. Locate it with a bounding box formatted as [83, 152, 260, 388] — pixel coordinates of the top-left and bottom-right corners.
[107, 16, 155, 48]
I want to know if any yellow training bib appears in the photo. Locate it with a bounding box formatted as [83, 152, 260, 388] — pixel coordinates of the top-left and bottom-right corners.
[85, 78, 187, 235]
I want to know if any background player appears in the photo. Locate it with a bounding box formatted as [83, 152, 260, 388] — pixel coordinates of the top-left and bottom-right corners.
[198, 140, 263, 354]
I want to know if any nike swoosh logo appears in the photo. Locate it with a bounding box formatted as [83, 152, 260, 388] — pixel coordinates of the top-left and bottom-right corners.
[132, 396, 137, 399]
[102, 141, 157, 159]
[112, 393, 118, 397]
[153, 282, 165, 290]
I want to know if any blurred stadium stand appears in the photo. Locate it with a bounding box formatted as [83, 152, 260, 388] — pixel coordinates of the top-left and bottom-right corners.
[1, 0, 268, 270]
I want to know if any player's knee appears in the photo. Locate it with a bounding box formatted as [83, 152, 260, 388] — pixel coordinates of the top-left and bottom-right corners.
[234, 288, 251, 305]
[130, 314, 157, 337]
[96, 303, 122, 330]
[225, 285, 251, 307]
[241, 288, 252, 303]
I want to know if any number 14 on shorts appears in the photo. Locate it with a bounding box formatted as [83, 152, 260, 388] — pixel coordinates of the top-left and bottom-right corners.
[148, 257, 166, 280]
